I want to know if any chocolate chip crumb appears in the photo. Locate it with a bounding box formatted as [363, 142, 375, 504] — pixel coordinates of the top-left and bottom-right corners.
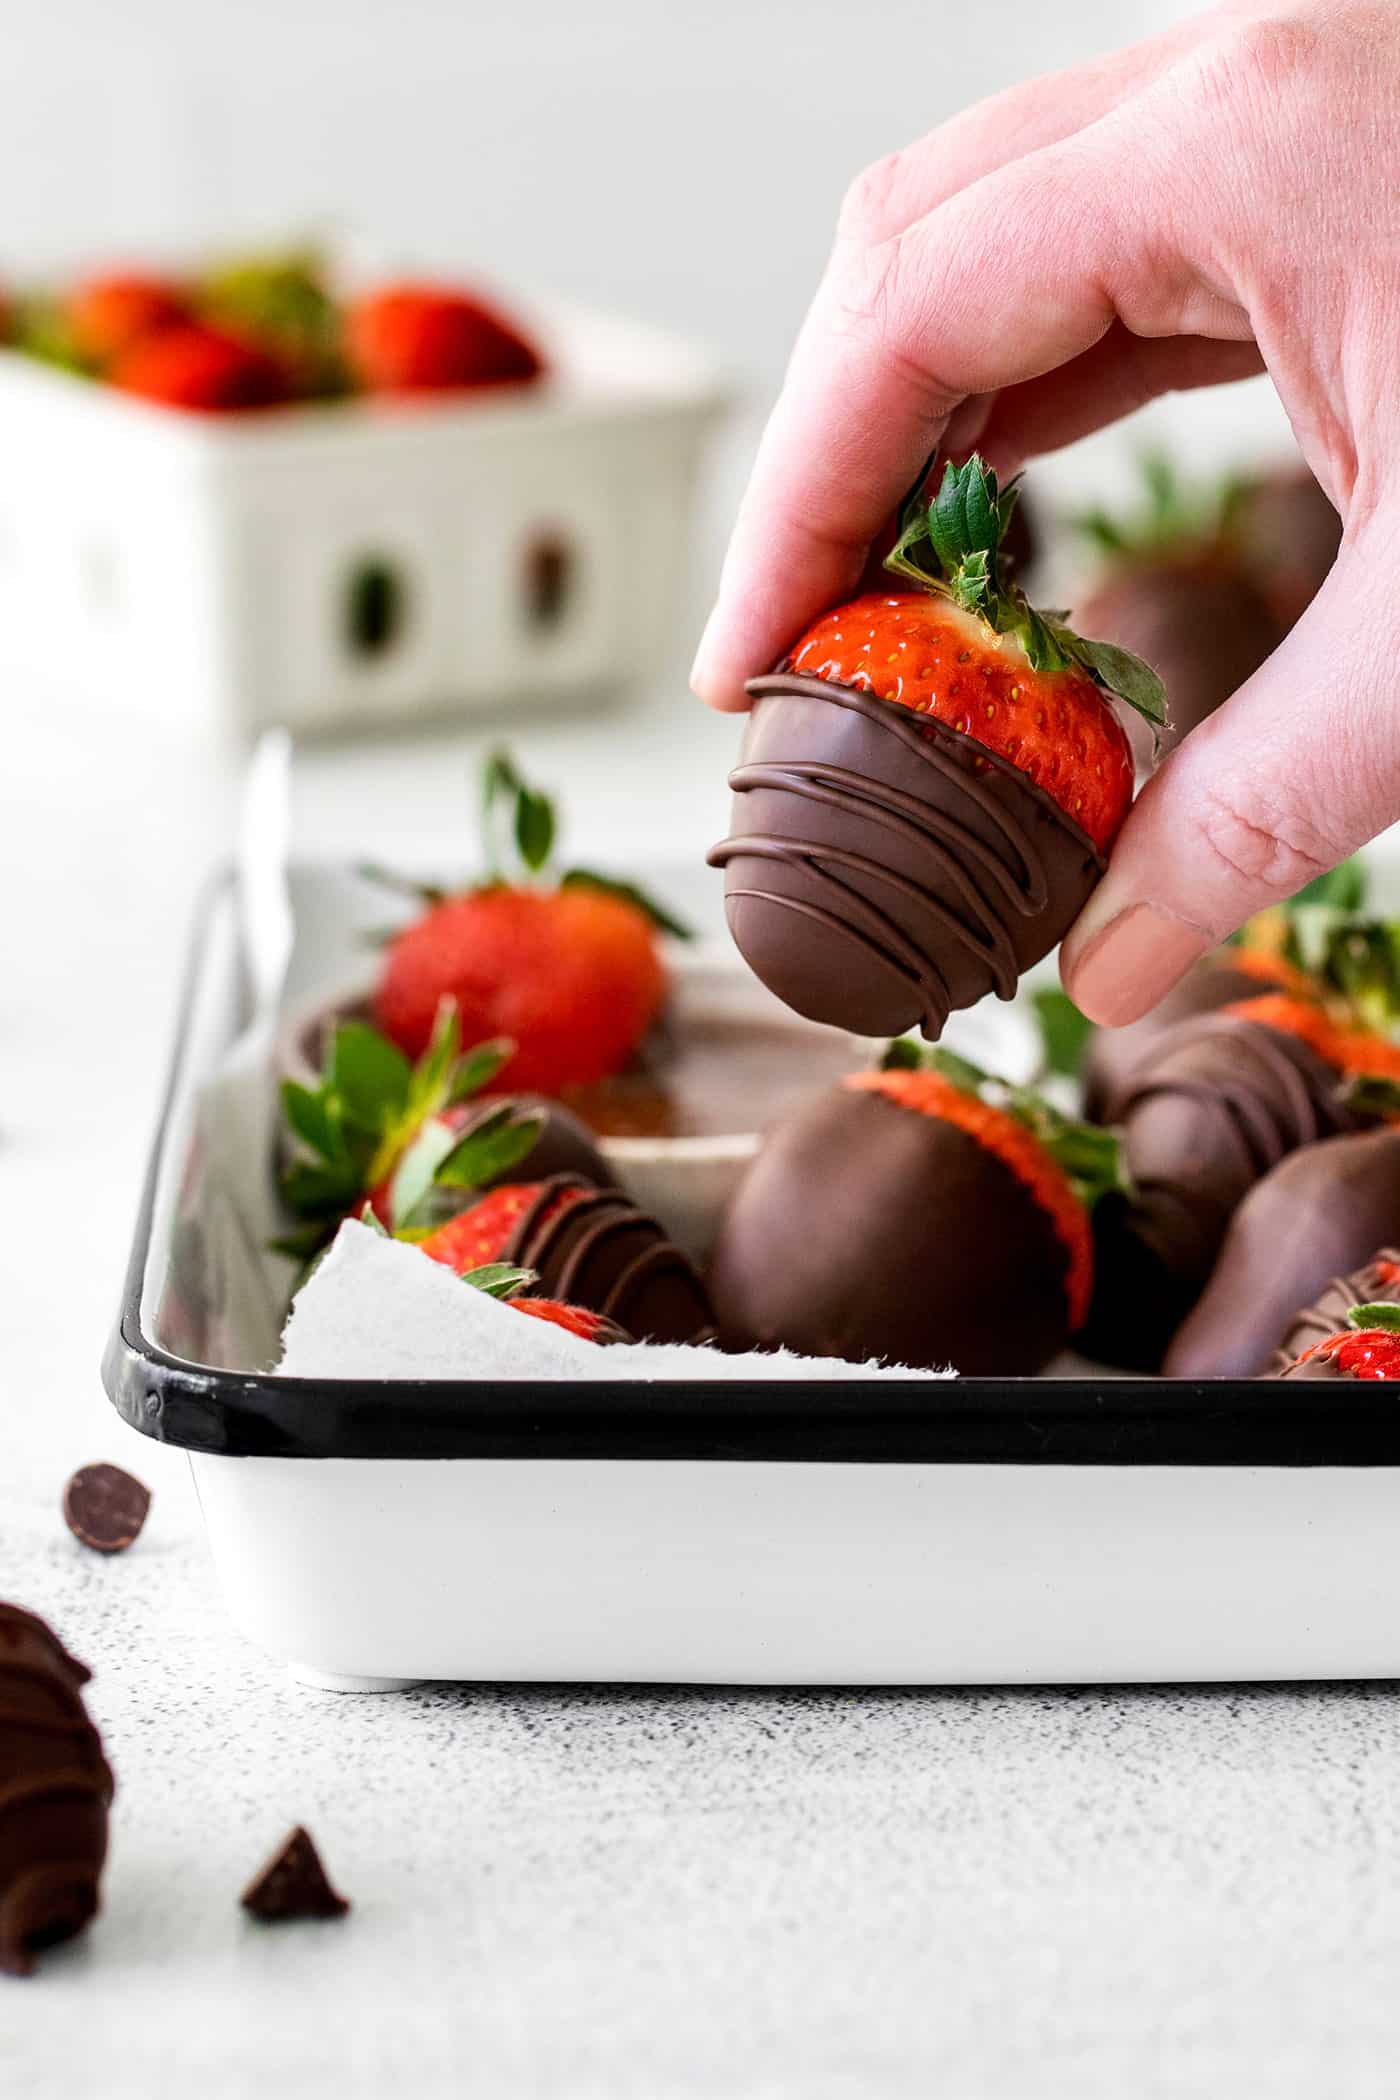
[241, 1827, 349, 1922]
[62, 1464, 151, 1555]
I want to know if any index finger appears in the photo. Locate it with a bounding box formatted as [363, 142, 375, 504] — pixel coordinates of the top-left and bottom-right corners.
[689, 126, 1173, 711]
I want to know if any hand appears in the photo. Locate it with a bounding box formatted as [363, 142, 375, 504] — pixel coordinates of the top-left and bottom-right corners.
[691, 2, 1400, 1025]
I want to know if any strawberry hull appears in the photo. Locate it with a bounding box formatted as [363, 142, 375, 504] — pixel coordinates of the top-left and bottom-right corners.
[708, 675, 1106, 1041]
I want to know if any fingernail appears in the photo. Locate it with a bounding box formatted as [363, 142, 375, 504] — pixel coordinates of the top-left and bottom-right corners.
[1064, 902, 1211, 1027]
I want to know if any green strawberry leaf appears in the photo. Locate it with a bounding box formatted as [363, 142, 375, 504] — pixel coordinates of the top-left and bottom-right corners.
[328, 1022, 413, 1133]
[1063, 633, 1168, 727]
[515, 788, 555, 872]
[458, 1262, 537, 1298]
[880, 1036, 924, 1071]
[1349, 1302, 1400, 1333]
[559, 867, 693, 940]
[387, 1118, 462, 1232]
[280, 1079, 346, 1165]
[354, 859, 449, 908]
[1032, 988, 1096, 1080]
[404, 999, 462, 1126]
[449, 1036, 516, 1103]
[1292, 859, 1368, 911]
[435, 1104, 545, 1190]
[267, 1220, 336, 1261]
[482, 748, 557, 881]
[280, 1160, 362, 1220]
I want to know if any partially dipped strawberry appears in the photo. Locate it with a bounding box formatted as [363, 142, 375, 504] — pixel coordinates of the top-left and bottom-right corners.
[416, 1173, 713, 1345]
[455, 1260, 632, 1346]
[371, 750, 686, 1094]
[708, 1042, 1124, 1375]
[1280, 1301, 1400, 1381]
[272, 999, 607, 1264]
[711, 456, 1165, 1043]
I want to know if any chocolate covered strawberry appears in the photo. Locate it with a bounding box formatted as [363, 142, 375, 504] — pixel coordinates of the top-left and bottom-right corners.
[708, 1043, 1125, 1375]
[371, 750, 687, 1094]
[711, 456, 1165, 1042]
[454, 1258, 633, 1345]
[1279, 1301, 1400, 1381]
[416, 1172, 713, 1345]
[1084, 986, 1400, 1372]
[273, 999, 606, 1263]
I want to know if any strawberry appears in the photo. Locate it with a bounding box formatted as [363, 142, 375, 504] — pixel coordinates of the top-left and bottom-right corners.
[708, 1042, 1124, 1375]
[109, 323, 289, 412]
[371, 750, 686, 1092]
[413, 1171, 714, 1346]
[1287, 1302, 1400, 1380]
[1219, 993, 1400, 1094]
[510, 1297, 631, 1345]
[449, 1257, 632, 1345]
[346, 283, 542, 395]
[417, 1180, 587, 1273]
[779, 457, 1164, 852]
[65, 272, 190, 367]
[273, 1001, 548, 1262]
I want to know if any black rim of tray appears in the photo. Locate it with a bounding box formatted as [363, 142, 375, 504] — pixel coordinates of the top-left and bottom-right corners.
[101, 868, 1400, 1465]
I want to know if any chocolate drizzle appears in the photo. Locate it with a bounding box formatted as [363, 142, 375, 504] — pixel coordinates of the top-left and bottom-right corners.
[503, 1174, 715, 1346]
[0, 1603, 113, 1977]
[1085, 1014, 1372, 1370]
[708, 676, 1105, 1041]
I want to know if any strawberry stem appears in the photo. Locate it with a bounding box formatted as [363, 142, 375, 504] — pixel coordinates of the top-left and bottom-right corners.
[884, 455, 1168, 731]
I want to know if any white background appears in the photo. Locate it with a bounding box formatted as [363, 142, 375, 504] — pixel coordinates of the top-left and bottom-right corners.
[5, 6, 1389, 2096]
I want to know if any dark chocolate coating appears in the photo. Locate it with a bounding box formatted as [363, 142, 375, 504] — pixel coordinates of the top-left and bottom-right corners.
[504, 1175, 714, 1346]
[1276, 1350, 1349, 1381]
[1235, 465, 1342, 631]
[1081, 956, 1282, 1122]
[1083, 1015, 1367, 1371]
[0, 1603, 113, 1977]
[1166, 1130, 1400, 1378]
[708, 676, 1105, 1043]
[707, 1084, 1073, 1375]
[1078, 559, 1282, 769]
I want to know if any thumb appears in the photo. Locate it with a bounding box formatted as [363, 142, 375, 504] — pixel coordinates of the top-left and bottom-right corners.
[1061, 515, 1399, 1026]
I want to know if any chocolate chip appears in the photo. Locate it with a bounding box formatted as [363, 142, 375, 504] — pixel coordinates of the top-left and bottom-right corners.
[241, 1827, 349, 1922]
[62, 1464, 151, 1555]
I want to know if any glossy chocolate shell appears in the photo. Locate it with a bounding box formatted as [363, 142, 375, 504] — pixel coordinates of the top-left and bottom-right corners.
[708, 676, 1106, 1043]
[503, 1175, 714, 1346]
[707, 1084, 1073, 1375]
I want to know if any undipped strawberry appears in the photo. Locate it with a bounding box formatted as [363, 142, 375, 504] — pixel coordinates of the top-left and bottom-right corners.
[346, 284, 542, 394]
[109, 323, 289, 412]
[65, 272, 190, 367]
[371, 751, 686, 1093]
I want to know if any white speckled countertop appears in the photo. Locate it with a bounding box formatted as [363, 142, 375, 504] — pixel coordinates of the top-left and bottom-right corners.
[7, 670, 1400, 2099]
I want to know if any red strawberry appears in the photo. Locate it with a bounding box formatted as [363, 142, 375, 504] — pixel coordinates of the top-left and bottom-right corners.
[418, 1181, 587, 1273]
[1288, 1303, 1400, 1380]
[109, 323, 289, 412]
[510, 1298, 631, 1345]
[778, 459, 1165, 853]
[66, 272, 190, 367]
[347, 284, 542, 395]
[371, 750, 681, 1092]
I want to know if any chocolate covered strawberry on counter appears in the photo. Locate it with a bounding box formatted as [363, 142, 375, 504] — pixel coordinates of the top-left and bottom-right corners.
[710, 456, 1166, 1044]
[708, 1042, 1125, 1375]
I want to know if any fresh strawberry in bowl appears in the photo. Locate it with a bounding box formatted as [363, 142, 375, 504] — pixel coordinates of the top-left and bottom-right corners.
[109, 323, 290, 412]
[65, 271, 192, 367]
[346, 283, 543, 395]
[709, 455, 1167, 1044]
